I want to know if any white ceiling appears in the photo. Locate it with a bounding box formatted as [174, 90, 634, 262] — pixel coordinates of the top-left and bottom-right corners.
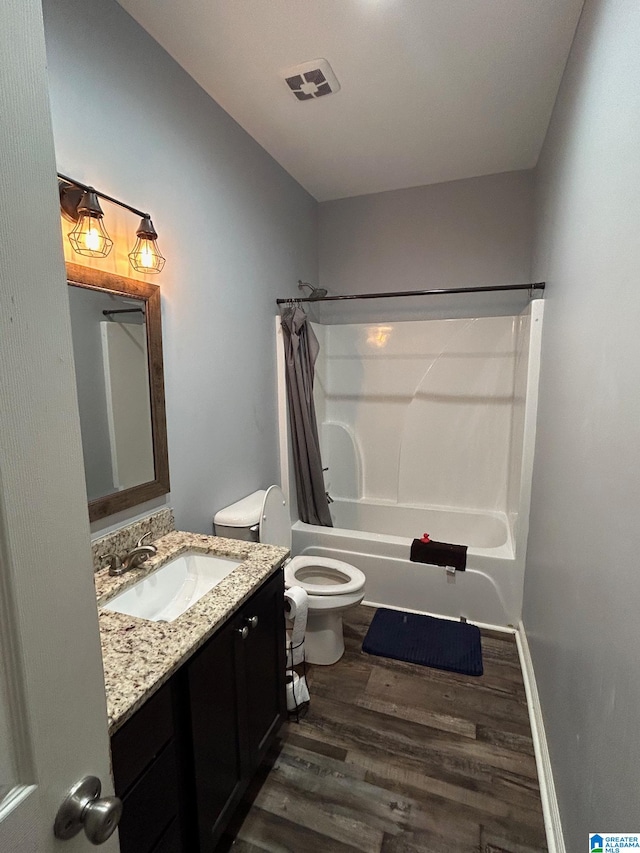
[117, 0, 584, 202]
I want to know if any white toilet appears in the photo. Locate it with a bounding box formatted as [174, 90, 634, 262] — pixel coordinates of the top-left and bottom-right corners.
[214, 486, 366, 665]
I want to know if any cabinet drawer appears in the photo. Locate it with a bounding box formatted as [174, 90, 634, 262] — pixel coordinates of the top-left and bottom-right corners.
[112, 680, 174, 796]
[118, 740, 180, 853]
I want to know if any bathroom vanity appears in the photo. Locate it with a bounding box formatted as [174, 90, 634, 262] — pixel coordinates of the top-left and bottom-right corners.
[96, 530, 288, 852]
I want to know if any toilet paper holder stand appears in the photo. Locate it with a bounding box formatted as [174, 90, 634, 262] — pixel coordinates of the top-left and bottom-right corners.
[284, 588, 311, 721]
[285, 638, 310, 721]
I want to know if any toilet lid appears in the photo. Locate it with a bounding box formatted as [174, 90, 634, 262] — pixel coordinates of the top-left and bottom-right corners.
[259, 485, 292, 550]
[285, 555, 366, 596]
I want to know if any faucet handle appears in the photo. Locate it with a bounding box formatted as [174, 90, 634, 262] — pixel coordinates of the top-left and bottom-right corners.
[100, 553, 123, 575]
[136, 532, 157, 553]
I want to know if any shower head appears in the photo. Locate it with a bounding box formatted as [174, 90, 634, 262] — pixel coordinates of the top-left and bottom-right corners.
[298, 280, 328, 300]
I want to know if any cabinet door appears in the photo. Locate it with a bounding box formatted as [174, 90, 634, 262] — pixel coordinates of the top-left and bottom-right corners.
[188, 614, 244, 852]
[111, 680, 186, 853]
[111, 681, 174, 796]
[240, 569, 287, 772]
[117, 742, 180, 853]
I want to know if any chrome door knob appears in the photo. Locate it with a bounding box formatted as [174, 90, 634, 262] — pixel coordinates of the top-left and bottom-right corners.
[54, 775, 122, 844]
[238, 625, 250, 640]
[245, 615, 259, 630]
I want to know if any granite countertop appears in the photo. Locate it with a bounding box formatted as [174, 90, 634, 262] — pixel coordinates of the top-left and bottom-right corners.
[96, 530, 288, 735]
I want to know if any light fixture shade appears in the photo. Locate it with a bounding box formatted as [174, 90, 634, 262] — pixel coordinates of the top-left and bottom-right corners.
[129, 216, 165, 274]
[67, 190, 113, 258]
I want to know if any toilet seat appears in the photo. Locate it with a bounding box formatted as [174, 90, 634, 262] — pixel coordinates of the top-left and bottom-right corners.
[216, 484, 366, 665]
[285, 555, 366, 597]
[259, 485, 292, 550]
[259, 484, 364, 596]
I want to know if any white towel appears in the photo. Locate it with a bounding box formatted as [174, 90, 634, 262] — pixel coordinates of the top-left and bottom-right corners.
[284, 585, 308, 667]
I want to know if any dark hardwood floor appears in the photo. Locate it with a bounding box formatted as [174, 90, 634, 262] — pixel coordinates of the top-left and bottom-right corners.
[220, 606, 547, 853]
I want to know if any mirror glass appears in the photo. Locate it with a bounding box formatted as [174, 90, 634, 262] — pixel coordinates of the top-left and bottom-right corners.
[68, 288, 154, 501]
[66, 264, 170, 521]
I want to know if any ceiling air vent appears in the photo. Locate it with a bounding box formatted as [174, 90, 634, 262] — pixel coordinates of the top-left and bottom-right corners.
[283, 58, 340, 101]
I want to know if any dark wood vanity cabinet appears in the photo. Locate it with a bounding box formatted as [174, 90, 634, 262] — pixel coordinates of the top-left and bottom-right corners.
[111, 569, 286, 853]
[110, 680, 185, 853]
[188, 567, 287, 851]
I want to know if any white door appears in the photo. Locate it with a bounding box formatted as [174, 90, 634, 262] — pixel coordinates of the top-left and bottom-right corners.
[0, 1, 117, 850]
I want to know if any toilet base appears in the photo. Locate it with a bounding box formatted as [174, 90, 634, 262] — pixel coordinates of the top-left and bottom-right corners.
[304, 611, 345, 665]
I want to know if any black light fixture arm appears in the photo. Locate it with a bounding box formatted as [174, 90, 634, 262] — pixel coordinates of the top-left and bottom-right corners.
[58, 171, 166, 273]
[57, 172, 150, 218]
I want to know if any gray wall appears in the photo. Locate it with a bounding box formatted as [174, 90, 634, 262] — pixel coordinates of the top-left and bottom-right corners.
[43, 0, 317, 535]
[524, 0, 640, 848]
[318, 170, 534, 308]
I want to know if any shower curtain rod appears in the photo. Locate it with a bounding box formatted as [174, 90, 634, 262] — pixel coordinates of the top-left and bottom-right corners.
[276, 282, 545, 305]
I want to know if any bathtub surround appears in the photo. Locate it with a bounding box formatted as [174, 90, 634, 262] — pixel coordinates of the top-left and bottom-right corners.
[523, 0, 640, 847]
[287, 301, 543, 626]
[313, 314, 528, 511]
[42, 0, 317, 536]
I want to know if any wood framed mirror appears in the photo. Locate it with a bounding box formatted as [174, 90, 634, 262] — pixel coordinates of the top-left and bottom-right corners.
[66, 263, 170, 521]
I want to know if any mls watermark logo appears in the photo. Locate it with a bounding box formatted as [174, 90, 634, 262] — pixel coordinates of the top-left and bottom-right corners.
[590, 834, 640, 852]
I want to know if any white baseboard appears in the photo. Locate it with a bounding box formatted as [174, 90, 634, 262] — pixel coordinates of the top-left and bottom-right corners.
[516, 623, 565, 853]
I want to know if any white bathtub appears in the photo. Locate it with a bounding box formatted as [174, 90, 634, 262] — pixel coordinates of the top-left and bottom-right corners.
[291, 498, 524, 629]
[276, 303, 544, 629]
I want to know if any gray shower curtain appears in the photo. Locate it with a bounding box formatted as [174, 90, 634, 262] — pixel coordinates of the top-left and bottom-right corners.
[280, 306, 333, 527]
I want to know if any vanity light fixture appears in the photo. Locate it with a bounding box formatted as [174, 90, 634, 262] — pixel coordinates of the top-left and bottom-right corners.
[129, 216, 165, 274]
[58, 173, 165, 274]
[67, 189, 113, 258]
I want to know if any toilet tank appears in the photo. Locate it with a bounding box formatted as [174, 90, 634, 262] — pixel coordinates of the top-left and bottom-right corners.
[213, 490, 266, 542]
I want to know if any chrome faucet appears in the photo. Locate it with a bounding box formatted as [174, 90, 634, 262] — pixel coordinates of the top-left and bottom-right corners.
[101, 533, 158, 577]
[123, 532, 157, 571]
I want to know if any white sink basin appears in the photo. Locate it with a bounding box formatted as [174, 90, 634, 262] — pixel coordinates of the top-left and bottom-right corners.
[102, 551, 242, 622]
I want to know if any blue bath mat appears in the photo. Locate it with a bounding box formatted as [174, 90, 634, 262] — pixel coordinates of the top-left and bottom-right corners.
[362, 608, 483, 676]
